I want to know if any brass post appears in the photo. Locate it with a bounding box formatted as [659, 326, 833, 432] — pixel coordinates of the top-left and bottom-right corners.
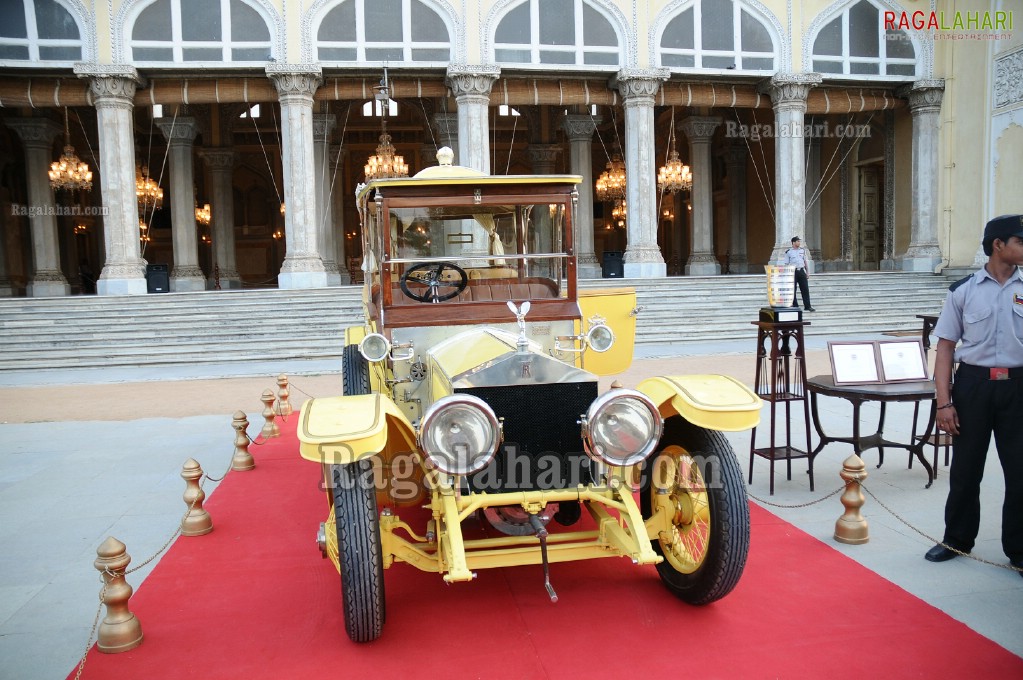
[231, 411, 255, 471]
[834, 454, 869, 544]
[276, 373, 293, 416]
[94, 537, 144, 653]
[260, 389, 280, 439]
[180, 458, 213, 536]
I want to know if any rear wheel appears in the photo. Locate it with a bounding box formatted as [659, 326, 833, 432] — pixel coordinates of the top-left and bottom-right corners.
[332, 461, 385, 642]
[642, 416, 750, 605]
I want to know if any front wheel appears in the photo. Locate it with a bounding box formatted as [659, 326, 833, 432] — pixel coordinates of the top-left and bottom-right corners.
[641, 416, 750, 605]
[332, 461, 386, 642]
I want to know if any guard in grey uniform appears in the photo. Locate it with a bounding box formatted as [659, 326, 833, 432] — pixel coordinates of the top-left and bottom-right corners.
[782, 236, 814, 311]
[926, 214, 1023, 577]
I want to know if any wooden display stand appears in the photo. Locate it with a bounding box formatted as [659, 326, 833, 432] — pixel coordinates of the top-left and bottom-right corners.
[749, 320, 813, 494]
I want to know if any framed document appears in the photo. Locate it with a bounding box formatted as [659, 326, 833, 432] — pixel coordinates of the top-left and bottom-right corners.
[828, 341, 881, 385]
[878, 339, 929, 382]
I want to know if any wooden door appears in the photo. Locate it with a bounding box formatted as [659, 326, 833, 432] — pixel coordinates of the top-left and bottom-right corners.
[857, 166, 880, 270]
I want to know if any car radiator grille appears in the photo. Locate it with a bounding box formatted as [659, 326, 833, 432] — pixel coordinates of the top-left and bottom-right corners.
[457, 381, 598, 492]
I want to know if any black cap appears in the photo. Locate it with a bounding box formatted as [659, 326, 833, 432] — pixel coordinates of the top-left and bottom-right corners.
[981, 214, 1023, 255]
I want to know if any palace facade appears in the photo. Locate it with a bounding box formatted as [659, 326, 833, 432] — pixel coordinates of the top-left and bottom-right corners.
[0, 0, 1019, 295]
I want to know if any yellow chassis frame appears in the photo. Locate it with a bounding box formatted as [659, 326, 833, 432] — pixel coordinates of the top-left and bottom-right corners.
[326, 479, 672, 583]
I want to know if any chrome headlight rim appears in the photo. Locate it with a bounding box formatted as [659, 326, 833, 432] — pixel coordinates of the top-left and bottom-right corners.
[418, 394, 502, 476]
[581, 389, 663, 467]
[359, 332, 391, 363]
[585, 323, 615, 353]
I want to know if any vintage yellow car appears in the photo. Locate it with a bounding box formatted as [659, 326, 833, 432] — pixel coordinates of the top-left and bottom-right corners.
[298, 148, 762, 642]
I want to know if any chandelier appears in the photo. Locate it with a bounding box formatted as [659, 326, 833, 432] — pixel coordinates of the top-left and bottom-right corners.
[657, 111, 692, 194]
[611, 198, 627, 228]
[595, 154, 626, 202]
[49, 108, 92, 193]
[195, 202, 211, 226]
[136, 164, 164, 215]
[139, 217, 151, 243]
[364, 70, 409, 181]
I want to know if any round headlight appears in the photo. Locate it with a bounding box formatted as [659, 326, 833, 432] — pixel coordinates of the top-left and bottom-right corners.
[419, 395, 502, 475]
[586, 324, 615, 353]
[581, 390, 663, 467]
[359, 333, 390, 362]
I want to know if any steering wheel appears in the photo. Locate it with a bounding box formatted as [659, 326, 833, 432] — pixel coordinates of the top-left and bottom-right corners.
[399, 262, 469, 303]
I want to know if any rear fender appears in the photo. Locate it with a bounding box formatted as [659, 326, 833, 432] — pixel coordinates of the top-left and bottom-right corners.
[636, 375, 762, 432]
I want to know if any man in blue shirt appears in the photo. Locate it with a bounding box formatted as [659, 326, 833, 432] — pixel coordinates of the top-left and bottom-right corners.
[782, 236, 815, 311]
[925, 214, 1023, 578]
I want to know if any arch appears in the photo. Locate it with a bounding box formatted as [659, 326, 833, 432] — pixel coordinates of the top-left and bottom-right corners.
[651, 0, 784, 74]
[113, 0, 283, 66]
[483, 0, 630, 69]
[304, 0, 461, 63]
[0, 0, 94, 66]
[804, 0, 924, 79]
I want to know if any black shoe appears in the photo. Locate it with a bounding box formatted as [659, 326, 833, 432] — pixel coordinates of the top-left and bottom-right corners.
[1010, 559, 1023, 578]
[925, 544, 961, 562]
[805, 307, 816, 312]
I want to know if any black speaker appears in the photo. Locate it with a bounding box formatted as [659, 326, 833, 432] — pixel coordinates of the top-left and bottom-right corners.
[146, 263, 170, 293]
[601, 251, 624, 278]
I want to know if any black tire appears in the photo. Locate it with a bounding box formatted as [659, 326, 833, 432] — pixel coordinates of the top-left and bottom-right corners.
[641, 416, 750, 605]
[332, 461, 386, 642]
[342, 344, 371, 396]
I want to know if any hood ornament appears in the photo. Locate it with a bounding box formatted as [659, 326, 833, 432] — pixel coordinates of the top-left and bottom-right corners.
[506, 300, 531, 352]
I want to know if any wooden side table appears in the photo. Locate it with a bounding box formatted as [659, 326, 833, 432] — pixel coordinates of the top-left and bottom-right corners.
[912, 313, 950, 472]
[748, 320, 813, 494]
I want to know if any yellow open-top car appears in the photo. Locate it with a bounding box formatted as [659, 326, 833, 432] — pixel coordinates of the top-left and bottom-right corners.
[298, 148, 762, 642]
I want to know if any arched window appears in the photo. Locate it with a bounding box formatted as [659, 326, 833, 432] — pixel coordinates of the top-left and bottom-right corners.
[493, 0, 620, 67]
[316, 0, 451, 63]
[658, 0, 777, 72]
[129, 0, 272, 63]
[0, 0, 83, 62]
[810, 0, 916, 77]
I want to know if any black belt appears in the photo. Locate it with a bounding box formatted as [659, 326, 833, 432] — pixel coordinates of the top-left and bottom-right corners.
[958, 363, 1023, 380]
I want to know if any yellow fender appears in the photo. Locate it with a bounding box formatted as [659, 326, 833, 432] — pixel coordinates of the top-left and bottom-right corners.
[636, 375, 762, 432]
[297, 393, 417, 465]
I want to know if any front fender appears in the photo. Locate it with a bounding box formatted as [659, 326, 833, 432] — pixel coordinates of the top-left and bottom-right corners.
[298, 393, 417, 464]
[636, 375, 762, 432]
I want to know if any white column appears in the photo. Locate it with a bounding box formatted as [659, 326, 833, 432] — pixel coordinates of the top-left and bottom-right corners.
[680, 116, 721, 275]
[75, 65, 147, 295]
[156, 116, 205, 292]
[899, 80, 945, 271]
[313, 113, 341, 286]
[762, 73, 821, 263]
[198, 149, 241, 289]
[433, 113, 459, 163]
[446, 65, 500, 173]
[328, 144, 350, 284]
[563, 114, 602, 279]
[267, 65, 328, 289]
[615, 68, 669, 278]
[805, 136, 822, 267]
[723, 144, 749, 274]
[6, 118, 69, 296]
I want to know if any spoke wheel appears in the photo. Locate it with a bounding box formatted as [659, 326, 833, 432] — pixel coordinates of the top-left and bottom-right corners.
[641, 416, 750, 605]
[400, 262, 468, 302]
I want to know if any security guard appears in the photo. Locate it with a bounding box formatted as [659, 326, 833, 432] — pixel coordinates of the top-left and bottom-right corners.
[926, 214, 1023, 578]
[782, 236, 815, 311]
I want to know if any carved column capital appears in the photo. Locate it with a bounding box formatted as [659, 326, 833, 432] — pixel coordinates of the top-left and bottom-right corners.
[155, 117, 200, 145]
[562, 114, 602, 141]
[5, 118, 61, 148]
[760, 73, 822, 112]
[445, 64, 500, 101]
[679, 116, 721, 142]
[898, 79, 945, 115]
[266, 64, 323, 104]
[74, 64, 142, 110]
[612, 68, 669, 106]
[526, 144, 561, 165]
[328, 144, 347, 165]
[723, 143, 747, 167]
[198, 148, 236, 172]
[313, 113, 337, 139]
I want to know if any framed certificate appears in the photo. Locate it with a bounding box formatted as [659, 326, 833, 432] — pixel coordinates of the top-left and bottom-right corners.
[828, 341, 881, 385]
[878, 339, 929, 382]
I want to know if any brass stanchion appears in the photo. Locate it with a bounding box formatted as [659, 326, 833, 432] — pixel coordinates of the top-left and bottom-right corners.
[834, 454, 869, 544]
[231, 411, 255, 471]
[260, 389, 280, 439]
[180, 458, 213, 536]
[94, 537, 144, 653]
[276, 374, 293, 417]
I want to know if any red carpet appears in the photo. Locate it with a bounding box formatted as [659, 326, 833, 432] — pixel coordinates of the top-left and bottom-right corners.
[72, 419, 1023, 679]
